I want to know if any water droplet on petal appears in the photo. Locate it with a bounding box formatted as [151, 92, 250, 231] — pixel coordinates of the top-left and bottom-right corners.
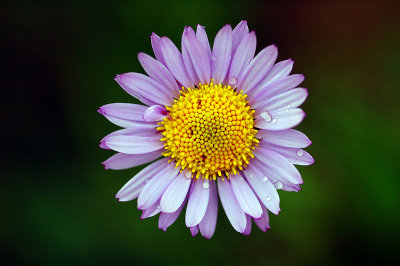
[248, 174, 254, 178]
[271, 118, 277, 124]
[296, 149, 304, 156]
[211, 56, 217, 61]
[266, 196, 271, 201]
[229, 77, 237, 85]
[274, 182, 283, 190]
[202, 181, 209, 189]
[173, 185, 177, 190]
[260, 112, 272, 123]
[145, 179, 150, 184]
[262, 176, 268, 182]
[156, 205, 161, 209]
[184, 171, 192, 180]
[228, 55, 231, 60]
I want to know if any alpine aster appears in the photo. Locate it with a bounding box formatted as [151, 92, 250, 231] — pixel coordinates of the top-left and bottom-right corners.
[99, 21, 313, 239]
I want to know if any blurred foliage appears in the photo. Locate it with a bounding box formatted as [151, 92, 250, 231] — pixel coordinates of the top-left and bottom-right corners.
[1, 0, 400, 265]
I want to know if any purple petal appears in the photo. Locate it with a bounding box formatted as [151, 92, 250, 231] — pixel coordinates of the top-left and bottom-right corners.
[248, 59, 294, 97]
[137, 163, 179, 209]
[138, 52, 180, 95]
[196, 24, 212, 60]
[98, 103, 146, 127]
[160, 171, 191, 213]
[150, 33, 165, 65]
[256, 129, 312, 148]
[182, 27, 200, 86]
[102, 150, 162, 170]
[217, 178, 247, 233]
[104, 135, 164, 154]
[252, 158, 302, 192]
[257, 88, 308, 113]
[182, 27, 211, 84]
[250, 74, 305, 107]
[100, 126, 158, 150]
[255, 108, 305, 131]
[190, 225, 199, 236]
[158, 198, 186, 231]
[237, 45, 278, 94]
[141, 200, 161, 219]
[243, 215, 252, 235]
[116, 158, 168, 201]
[242, 165, 280, 215]
[143, 105, 168, 122]
[228, 31, 256, 87]
[232, 20, 249, 55]
[253, 148, 303, 184]
[253, 204, 270, 232]
[211, 24, 233, 84]
[160, 36, 194, 89]
[230, 173, 262, 218]
[199, 180, 218, 239]
[185, 179, 210, 227]
[114, 73, 173, 106]
[260, 143, 314, 165]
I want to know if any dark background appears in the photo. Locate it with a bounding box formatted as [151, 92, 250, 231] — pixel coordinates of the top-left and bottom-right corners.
[2, 0, 400, 265]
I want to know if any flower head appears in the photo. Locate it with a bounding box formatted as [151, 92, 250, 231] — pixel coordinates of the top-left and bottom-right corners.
[99, 21, 313, 238]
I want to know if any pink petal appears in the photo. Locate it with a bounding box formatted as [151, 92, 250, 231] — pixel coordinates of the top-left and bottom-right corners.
[237, 45, 278, 94]
[150, 32, 165, 65]
[211, 24, 233, 84]
[248, 59, 294, 97]
[255, 108, 305, 131]
[114, 73, 173, 106]
[260, 143, 314, 165]
[217, 178, 247, 233]
[160, 171, 191, 213]
[243, 215, 252, 235]
[116, 158, 168, 201]
[102, 150, 162, 170]
[230, 173, 263, 218]
[242, 165, 280, 215]
[232, 20, 249, 55]
[196, 24, 212, 60]
[185, 179, 210, 227]
[190, 225, 199, 236]
[141, 200, 161, 219]
[250, 74, 305, 107]
[98, 103, 146, 128]
[253, 148, 303, 184]
[143, 105, 168, 122]
[137, 163, 180, 209]
[182, 27, 211, 84]
[138, 52, 180, 95]
[160, 36, 194, 89]
[253, 204, 270, 232]
[256, 129, 312, 148]
[158, 198, 186, 231]
[228, 31, 256, 87]
[104, 135, 164, 154]
[199, 180, 218, 239]
[100, 126, 158, 150]
[257, 88, 308, 113]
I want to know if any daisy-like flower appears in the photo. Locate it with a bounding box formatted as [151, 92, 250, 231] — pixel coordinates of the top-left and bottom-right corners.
[99, 21, 313, 238]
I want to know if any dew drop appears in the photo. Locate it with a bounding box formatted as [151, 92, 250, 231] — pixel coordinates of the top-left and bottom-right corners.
[202, 181, 209, 189]
[296, 149, 304, 156]
[260, 112, 272, 123]
[274, 182, 283, 190]
[271, 118, 277, 124]
[173, 185, 177, 190]
[156, 205, 161, 209]
[184, 171, 192, 180]
[228, 55, 232, 60]
[211, 56, 217, 61]
[266, 196, 271, 201]
[248, 174, 254, 179]
[229, 76, 237, 85]
[145, 179, 150, 184]
[262, 176, 268, 182]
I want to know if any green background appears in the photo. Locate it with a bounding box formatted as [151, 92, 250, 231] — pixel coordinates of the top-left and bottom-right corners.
[2, 0, 400, 264]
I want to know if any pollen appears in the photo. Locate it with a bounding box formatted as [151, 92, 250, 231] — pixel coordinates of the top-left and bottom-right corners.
[158, 81, 258, 180]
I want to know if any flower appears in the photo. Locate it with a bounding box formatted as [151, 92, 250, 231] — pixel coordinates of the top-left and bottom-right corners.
[99, 20, 313, 239]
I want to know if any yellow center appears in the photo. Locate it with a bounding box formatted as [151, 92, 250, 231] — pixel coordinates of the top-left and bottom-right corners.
[158, 81, 259, 180]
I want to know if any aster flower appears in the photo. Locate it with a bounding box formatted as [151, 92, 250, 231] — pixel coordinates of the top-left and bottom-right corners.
[99, 21, 313, 239]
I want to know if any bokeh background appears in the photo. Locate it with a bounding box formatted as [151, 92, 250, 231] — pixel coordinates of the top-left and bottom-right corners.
[2, 0, 400, 264]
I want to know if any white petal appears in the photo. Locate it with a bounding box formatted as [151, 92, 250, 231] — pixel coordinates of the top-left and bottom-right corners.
[160, 171, 191, 213]
[230, 173, 262, 218]
[185, 179, 210, 227]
